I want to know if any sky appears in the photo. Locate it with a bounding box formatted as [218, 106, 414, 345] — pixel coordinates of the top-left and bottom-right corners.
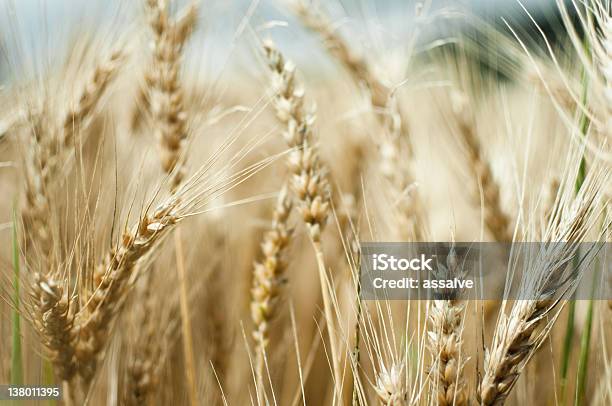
[0, 0, 568, 80]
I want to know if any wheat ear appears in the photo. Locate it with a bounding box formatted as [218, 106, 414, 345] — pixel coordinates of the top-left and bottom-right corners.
[145, 0, 198, 190]
[263, 42, 330, 241]
[427, 245, 467, 406]
[31, 273, 77, 382]
[374, 362, 407, 406]
[61, 49, 125, 148]
[263, 40, 341, 394]
[74, 200, 181, 385]
[23, 113, 54, 258]
[23, 50, 124, 260]
[69, 138, 273, 390]
[451, 91, 512, 242]
[251, 185, 292, 393]
[428, 299, 467, 406]
[23, 49, 124, 398]
[293, 1, 423, 240]
[478, 165, 608, 405]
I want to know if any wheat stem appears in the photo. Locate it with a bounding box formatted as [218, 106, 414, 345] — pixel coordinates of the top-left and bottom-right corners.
[174, 229, 198, 406]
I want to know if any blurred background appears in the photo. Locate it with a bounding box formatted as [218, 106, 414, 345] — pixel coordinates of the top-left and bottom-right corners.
[0, 0, 576, 82]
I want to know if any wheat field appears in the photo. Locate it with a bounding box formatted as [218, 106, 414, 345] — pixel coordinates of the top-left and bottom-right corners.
[0, 0, 610, 405]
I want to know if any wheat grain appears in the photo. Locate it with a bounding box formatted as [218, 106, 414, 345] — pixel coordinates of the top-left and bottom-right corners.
[61, 49, 125, 149]
[143, 3, 200, 403]
[21, 48, 125, 400]
[66, 138, 273, 390]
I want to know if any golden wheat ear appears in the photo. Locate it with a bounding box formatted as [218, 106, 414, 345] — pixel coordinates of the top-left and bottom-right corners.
[22, 47, 126, 263]
[292, 1, 425, 241]
[31, 273, 77, 381]
[144, 0, 198, 191]
[63, 140, 275, 398]
[450, 90, 513, 242]
[427, 243, 468, 406]
[479, 159, 610, 405]
[251, 184, 292, 395]
[261, 39, 344, 399]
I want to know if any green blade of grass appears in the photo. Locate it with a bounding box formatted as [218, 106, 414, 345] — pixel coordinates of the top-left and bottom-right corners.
[559, 37, 590, 406]
[574, 209, 606, 406]
[559, 294, 576, 405]
[43, 359, 56, 406]
[574, 295, 594, 406]
[11, 205, 24, 391]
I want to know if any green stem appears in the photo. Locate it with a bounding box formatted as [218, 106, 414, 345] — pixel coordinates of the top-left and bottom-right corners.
[573, 210, 605, 406]
[559, 295, 576, 405]
[11, 205, 23, 406]
[43, 359, 56, 406]
[559, 37, 591, 405]
[574, 294, 594, 406]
